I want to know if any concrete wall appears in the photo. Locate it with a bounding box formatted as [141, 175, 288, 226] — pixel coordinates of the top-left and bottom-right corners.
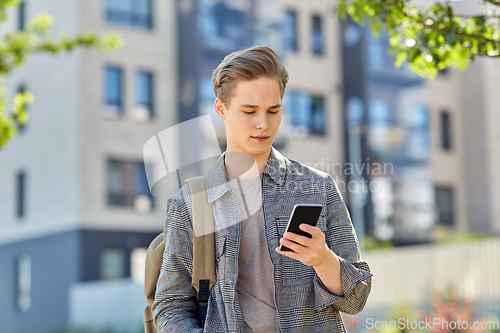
[76, 0, 176, 233]
[280, 0, 345, 182]
[0, 0, 80, 246]
[0, 231, 80, 333]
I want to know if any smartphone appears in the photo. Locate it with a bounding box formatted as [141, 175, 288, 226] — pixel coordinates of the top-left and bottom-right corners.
[279, 203, 323, 252]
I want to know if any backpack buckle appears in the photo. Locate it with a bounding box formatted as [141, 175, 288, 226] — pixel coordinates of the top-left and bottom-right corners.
[198, 279, 210, 306]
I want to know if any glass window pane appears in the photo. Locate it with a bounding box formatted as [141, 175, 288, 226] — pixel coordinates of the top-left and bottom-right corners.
[16, 171, 26, 219]
[100, 248, 125, 279]
[106, 0, 132, 25]
[18, 1, 25, 31]
[135, 163, 150, 196]
[136, 71, 153, 112]
[17, 255, 31, 312]
[105, 66, 122, 106]
[135, 163, 153, 212]
[413, 105, 428, 129]
[107, 160, 135, 207]
[369, 99, 391, 124]
[311, 95, 325, 135]
[135, 0, 151, 16]
[201, 1, 248, 49]
[104, 66, 123, 116]
[440, 111, 452, 150]
[17, 85, 29, 133]
[133, 0, 152, 27]
[105, 0, 152, 28]
[312, 15, 323, 55]
[368, 99, 391, 154]
[367, 31, 385, 70]
[435, 187, 454, 226]
[346, 96, 364, 125]
[131, 248, 147, 283]
[284, 10, 298, 51]
[407, 105, 430, 159]
[107, 160, 124, 206]
[290, 91, 310, 128]
[106, 0, 133, 12]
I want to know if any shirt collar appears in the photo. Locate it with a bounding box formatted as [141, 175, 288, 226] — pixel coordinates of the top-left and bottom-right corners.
[206, 146, 287, 203]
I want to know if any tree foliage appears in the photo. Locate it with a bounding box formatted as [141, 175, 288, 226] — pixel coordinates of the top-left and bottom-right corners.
[0, 0, 122, 149]
[337, 0, 500, 79]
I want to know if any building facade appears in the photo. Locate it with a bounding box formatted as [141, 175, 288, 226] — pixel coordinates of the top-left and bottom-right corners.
[0, 0, 499, 332]
[0, 0, 176, 332]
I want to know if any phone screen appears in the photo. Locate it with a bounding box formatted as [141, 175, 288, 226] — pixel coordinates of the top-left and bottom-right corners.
[280, 204, 323, 252]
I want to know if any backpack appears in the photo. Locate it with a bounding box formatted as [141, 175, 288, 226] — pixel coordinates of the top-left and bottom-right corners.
[143, 175, 216, 332]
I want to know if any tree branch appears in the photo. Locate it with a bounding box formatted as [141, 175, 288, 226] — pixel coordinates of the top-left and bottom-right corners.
[393, 5, 500, 45]
[483, 0, 500, 7]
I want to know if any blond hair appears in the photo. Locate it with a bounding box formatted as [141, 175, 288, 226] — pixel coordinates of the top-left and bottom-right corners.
[211, 45, 289, 108]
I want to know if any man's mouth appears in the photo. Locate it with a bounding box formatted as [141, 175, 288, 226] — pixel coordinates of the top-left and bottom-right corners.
[251, 135, 270, 141]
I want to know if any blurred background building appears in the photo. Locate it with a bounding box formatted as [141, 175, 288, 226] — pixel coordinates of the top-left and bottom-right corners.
[0, 0, 499, 332]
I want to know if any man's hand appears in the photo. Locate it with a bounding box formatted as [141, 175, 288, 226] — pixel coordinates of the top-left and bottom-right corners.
[275, 223, 344, 296]
[275, 223, 330, 268]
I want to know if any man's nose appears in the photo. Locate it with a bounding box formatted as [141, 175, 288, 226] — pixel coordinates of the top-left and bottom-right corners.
[256, 114, 269, 130]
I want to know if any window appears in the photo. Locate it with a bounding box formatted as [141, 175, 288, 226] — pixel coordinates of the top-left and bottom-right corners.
[130, 247, 147, 283]
[438, 68, 449, 76]
[16, 255, 31, 312]
[99, 248, 125, 279]
[435, 186, 454, 226]
[199, 1, 248, 49]
[107, 159, 154, 212]
[284, 91, 326, 137]
[366, 28, 385, 70]
[16, 171, 26, 219]
[134, 70, 154, 121]
[104, 66, 123, 117]
[310, 96, 325, 135]
[311, 15, 323, 55]
[407, 105, 430, 159]
[440, 111, 452, 150]
[18, 1, 26, 31]
[105, 0, 152, 29]
[284, 9, 298, 52]
[368, 99, 392, 155]
[17, 85, 29, 133]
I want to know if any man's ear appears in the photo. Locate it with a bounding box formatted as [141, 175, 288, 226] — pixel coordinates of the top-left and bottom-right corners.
[214, 98, 226, 120]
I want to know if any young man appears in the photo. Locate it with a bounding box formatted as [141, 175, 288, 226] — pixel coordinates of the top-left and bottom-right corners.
[152, 45, 372, 332]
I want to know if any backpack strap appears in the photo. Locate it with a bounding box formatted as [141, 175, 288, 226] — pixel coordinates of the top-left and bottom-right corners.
[143, 233, 164, 332]
[185, 175, 216, 292]
[185, 175, 216, 328]
[143, 175, 216, 331]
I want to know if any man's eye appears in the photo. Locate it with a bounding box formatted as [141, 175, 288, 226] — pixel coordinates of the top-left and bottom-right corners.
[268, 111, 279, 114]
[243, 111, 255, 114]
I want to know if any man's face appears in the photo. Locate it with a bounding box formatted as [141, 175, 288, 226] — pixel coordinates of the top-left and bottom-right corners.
[215, 76, 282, 158]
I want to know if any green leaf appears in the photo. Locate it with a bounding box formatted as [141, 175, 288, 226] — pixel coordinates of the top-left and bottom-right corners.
[444, 33, 456, 46]
[446, 5, 453, 21]
[26, 13, 54, 34]
[337, 0, 346, 20]
[389, 33, 402, 47]
[408, 47, 421, 62]
[395, 51, 408, 67]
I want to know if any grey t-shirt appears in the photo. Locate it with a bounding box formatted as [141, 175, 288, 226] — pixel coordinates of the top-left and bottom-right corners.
[226, 174, 276, 333]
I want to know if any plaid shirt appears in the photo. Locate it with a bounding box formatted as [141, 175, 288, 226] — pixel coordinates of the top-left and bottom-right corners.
[152, 146, 373, 332]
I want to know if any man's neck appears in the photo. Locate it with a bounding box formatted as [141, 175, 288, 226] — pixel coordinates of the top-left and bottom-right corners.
[224, 148, 271, 180]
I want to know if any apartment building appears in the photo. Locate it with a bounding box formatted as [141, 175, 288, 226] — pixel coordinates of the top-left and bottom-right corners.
[0, 0, 176, 332]
[1, 0, 499, 332]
